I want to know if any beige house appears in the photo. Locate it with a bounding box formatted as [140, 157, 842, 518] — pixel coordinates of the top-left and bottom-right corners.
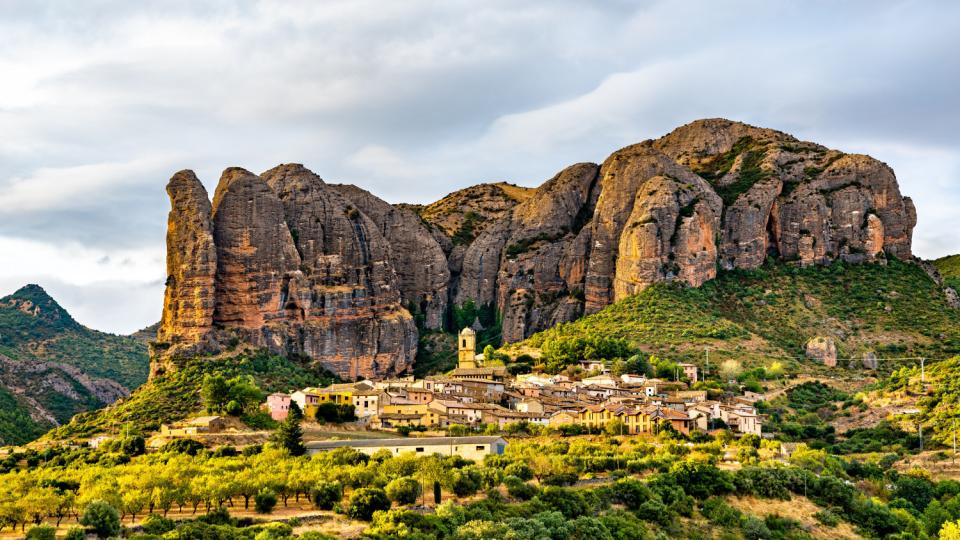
[305, 436, 508, 461]
[160, 416, 227, 436]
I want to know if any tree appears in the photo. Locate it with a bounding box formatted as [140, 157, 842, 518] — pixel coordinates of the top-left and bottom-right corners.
[719, 360, 742, 382]
[668, 461, 734, 499]
[766, 361, 785, 379]
[605, 419, 626, 437]
[311, 482, 342, 510]
[346, 488, 391, 521]
[483, 345, 496, 364]
[271, 402, 306, 456]
[80, 500, 121, 538]
[254, 488, 278, 514]
[385, 477, 421, 506]
[942, 520, 960, 540]
[200, 374, 231, 413]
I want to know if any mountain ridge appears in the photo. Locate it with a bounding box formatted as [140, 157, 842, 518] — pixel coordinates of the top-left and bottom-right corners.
[0, 284, 149, 445]
[154, 118, 919, 380]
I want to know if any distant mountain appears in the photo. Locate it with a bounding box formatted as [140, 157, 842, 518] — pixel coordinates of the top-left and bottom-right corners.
[0, 284, 150, 446]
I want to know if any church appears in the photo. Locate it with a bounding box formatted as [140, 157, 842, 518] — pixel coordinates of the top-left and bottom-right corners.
[450, 327, 508, 382]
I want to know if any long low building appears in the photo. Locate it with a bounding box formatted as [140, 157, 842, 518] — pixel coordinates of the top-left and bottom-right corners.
[305, 436, 507, 460]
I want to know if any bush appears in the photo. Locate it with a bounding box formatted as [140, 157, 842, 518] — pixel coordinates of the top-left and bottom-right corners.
[504, 475, 538, 500]
[159, 438, 205, 456]
[311, 481, 343, 510]
[141, 514, 176, 535]
[26, 525, 56, 540]
[537, 486, 587, 518]
[255, 488, 278, 514]
[80, 500, 121, 538]
[447, 468, 482, 497]
[386, 477, 422, 505]
[346, 487, 392, 521]
[65, 528, 86, 540]
[504, 461, 534, 481]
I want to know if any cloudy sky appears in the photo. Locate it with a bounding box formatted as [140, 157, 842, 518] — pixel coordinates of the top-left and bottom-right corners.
[2, 0, 958, 334]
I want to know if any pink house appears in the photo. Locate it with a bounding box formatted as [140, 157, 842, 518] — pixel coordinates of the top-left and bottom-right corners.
[266, 393, 292, 421]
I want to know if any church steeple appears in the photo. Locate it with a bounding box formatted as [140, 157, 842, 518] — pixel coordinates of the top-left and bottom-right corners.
[457, 327, 477, 369]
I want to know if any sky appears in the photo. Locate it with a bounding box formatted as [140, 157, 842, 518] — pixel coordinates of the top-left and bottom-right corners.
[1, 0, 959, 334]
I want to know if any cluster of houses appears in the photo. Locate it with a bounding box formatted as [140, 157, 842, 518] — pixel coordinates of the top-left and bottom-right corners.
[264, 328, 763, 438]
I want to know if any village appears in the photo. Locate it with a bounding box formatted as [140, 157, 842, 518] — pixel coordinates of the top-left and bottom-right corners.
[206, 327, 767, 460]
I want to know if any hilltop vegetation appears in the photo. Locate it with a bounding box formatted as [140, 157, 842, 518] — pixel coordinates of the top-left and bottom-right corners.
[0, 285, 151, 445]
[46, 351, 337, 441]
[935, 254, 960, 291]
[516, 260, 960, 372]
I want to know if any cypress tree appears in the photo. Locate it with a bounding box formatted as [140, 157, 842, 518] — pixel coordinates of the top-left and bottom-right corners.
[271, 401, 306, 456]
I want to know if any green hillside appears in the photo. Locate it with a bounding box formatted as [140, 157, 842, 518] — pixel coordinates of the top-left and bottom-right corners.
[0, 285, 151, 446]
[47, 351, 338, 441]
[934, 254, 960, 291]
[0, 285, 149, 388]
[516, 259, 960, 372]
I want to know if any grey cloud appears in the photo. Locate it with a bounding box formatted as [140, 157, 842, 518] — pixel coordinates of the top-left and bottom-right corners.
[1, 0, 958, 333]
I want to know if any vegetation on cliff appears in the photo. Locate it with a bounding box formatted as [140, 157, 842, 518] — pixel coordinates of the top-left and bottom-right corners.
[517, 259, 960, 372]
[46, 352, 336, 440]
[934, 254, 960, 291]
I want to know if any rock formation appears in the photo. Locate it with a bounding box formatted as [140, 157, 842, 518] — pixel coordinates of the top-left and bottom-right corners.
[331, 184, 450, 330]
[805, 336, 838, 367]
[154, 165, 417, 380]
[156, 119, 920, 375]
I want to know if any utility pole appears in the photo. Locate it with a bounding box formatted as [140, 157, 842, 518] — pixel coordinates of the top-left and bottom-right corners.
[919, 422, 924, 452]
[953, 418, 957, 465]
[705, 348, 710, 378]
[921, 357, 925, 384]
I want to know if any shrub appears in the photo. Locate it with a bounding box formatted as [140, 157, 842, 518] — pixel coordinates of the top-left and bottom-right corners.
[504, 475, 538, 500]
[159, 438, 205, 456]
[25, 525, 56, 540]
[447, 468, 482, 497]
[346, 487, 392, 521]
[141, 514, 176, 535]
[311, 481, 343, 510]
[255, 488, 278, 514]
[385, 477, 422, 505]
[80, 500, 121, 538]
[504, 461, 534, 481]
[537, 486, 587, 518]
[701, 497, 741, 527]
[65, 528, 86, 540]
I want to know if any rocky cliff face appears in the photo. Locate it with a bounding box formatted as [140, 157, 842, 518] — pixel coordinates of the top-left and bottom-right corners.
[156, 119, 918, 374]
[154, 165, 417, 380]
[446, 118, 916, 333]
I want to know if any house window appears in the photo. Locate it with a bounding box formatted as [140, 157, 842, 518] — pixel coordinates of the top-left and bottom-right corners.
[475, 445, 485, 451]
[416, 447, 425, 452]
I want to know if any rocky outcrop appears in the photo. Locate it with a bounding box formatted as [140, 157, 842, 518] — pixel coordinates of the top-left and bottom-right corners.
[156, 171, 217, 364]
[157, 119, 920, 365]
[452, 119, 918, 337]
[331, 184, 450, 330]
[155, 165, 417, 380]
[806, 336, 838, 367]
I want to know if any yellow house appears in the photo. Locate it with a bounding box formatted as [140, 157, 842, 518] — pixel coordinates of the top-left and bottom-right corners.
[316, 383, 356, 405]
[381, 403, 442, 427]
[577, 405, 653, 434]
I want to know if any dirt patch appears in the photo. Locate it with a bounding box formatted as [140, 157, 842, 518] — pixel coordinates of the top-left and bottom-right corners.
[727, 495, 863, 539]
